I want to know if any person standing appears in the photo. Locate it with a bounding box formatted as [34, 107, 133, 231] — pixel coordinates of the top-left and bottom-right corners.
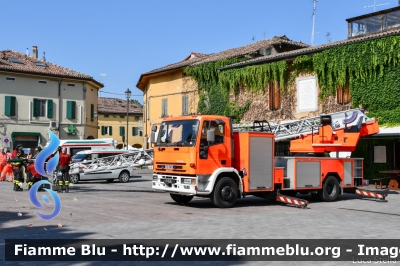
[58, 147, 71, 193]
[10, 152, 26, 191]
[0, 147, 8, 181]
[11, 144, 23, 158]
[1, 150, 13, 182]
[26, 160, 42, 190]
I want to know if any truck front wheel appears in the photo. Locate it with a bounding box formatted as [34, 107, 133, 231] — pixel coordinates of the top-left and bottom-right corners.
[170, 194, 194, 204]
[322, 176, 340, 202]
[212, 177, 238, 208]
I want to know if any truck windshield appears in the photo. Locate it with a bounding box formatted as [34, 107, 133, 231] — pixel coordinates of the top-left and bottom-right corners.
[158, 120, 199, 147]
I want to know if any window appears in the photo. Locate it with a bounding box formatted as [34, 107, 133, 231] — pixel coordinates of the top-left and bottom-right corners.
[35, 62, 46, 67]
[139, 130, 143, 137]
[91, 104, 94, 121]
[337, 87, 351, 105]
[101, 126, 112, 135]
[8, 57, 23, 64]
[119, 126, 125, 136]
[66, 101, 76, 119]
[269, 82, 280, 111]
[135, 116, 140, 121]
[67, 83, 76, 87]
[104, 115, 109, 118]
[4, 96, 16, 116]
[132, 127, 138, 136]
[6, 77, 15, 81]
[161, 98, 168, 117]
[182, 95, 189, 115]
[33, 98, 47, 117]
[200, 121, 225, 146]
[38, 80, 47, 84]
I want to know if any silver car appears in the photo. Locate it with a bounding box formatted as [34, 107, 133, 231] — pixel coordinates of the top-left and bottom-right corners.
[69, 154, 135, 184]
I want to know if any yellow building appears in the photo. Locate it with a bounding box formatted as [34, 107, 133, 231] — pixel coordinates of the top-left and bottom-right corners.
[97, 97, 143, 149]
[136, 38, 307, 149]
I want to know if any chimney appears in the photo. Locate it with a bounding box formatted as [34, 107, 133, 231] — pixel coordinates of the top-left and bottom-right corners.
[32, 46, 38, 59]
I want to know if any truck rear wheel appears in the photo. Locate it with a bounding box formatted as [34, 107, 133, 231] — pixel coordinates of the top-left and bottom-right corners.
[212, 177, 238, 208]
[170, 194, 194, 204]
[322, 176, 340, 202]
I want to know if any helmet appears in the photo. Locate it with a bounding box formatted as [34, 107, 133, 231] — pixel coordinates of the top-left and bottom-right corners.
[16, 144, 22, 149]
[36, 146, 42, 151]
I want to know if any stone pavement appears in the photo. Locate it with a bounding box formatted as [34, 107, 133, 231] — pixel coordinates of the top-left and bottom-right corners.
[0, 170, 399, 266]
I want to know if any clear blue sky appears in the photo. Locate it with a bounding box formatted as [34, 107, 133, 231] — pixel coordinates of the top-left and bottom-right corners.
[1, 0, 397, 104]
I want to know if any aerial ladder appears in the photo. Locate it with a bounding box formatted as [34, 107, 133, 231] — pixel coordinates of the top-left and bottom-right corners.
[233, 109, 380, 153]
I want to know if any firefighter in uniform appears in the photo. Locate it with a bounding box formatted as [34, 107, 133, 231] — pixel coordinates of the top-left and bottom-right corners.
[26, 160, 42, 190]
[12, 144, 24, 158]
[58, 147, 71, 193]
[0, 147, 8, 181]
[1, 149, 13, 182]
[9, 152, 26, 191]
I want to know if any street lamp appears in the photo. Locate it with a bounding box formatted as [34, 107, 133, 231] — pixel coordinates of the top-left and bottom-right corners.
[125, 88, 131, 150]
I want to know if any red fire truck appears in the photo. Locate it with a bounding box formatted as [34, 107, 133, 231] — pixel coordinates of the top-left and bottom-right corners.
[151, 109, 380, 208]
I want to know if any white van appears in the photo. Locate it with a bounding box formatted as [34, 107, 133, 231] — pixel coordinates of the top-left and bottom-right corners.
[45, 138, 118, 157]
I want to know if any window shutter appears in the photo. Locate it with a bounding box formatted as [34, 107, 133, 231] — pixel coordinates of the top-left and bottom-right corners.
[147, 101, 150, 120]
[109, 126, 112, 135]
[66, 101, 76, 119]
[47, 99, 53, 118]
[101, 126, 105, 135]
[132, 127, 138, 136]
[4, 96, 16, 116]
[91, 104, 94, 121]
[33, 98, 38, 117]
[120, 126, 124, 136]
[139, 130, 143, 137]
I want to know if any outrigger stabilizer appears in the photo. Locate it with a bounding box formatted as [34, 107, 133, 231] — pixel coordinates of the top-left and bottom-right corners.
[276, 194, 309, 209]
[354, 188, 388, 202]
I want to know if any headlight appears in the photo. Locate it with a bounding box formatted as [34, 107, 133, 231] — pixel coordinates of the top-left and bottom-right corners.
[153, 175, 158, 180]
[181, 178, 194, 184]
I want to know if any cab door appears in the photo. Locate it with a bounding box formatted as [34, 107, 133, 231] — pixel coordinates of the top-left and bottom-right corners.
[197, 120, 231, 175]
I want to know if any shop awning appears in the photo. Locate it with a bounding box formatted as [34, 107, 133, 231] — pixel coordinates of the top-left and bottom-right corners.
[11, 132, 41, 142]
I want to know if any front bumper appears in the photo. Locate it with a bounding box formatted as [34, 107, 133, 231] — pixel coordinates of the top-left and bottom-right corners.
[152, 174, 198, 196]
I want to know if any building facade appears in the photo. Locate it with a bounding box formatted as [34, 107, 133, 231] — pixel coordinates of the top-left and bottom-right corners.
[97, 97, 143, 148]
[0, 46, 103, 150]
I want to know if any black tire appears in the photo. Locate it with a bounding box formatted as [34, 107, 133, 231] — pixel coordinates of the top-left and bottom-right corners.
[119, 171, 130, 183]
[170, 194, 194, 204]
[322, 176, 340, 202]
[212, 177, 238, 208]
[106, 179, 114, 183]
[69, 174, 79, 184]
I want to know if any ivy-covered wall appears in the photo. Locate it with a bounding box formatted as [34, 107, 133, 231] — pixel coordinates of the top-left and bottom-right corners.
[185, 35, 400, 126]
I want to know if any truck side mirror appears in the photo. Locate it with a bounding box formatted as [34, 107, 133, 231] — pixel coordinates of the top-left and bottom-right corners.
[151, 125, 157, 132]
[150, 132, 156, 143]
[207, 129, 215, 142]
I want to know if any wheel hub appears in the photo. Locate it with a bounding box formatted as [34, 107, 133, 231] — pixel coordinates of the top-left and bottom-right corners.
[221, 186, 233, 200]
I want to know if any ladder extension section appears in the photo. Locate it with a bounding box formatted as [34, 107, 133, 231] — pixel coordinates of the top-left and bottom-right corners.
[276, 194, 309, 208]
[233, 109, 375, 142]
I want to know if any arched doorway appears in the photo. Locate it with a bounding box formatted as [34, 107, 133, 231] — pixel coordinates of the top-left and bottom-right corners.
[87, 136, 95, 139]
[133, 143, 142, 149]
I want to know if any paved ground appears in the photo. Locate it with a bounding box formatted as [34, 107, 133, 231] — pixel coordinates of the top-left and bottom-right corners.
[0, 170, 399, 266]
